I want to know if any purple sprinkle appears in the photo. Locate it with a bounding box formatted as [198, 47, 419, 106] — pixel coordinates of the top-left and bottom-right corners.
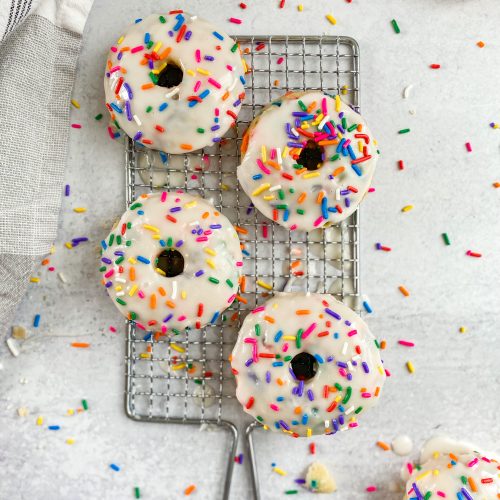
[105, 281, 112, 288]
[287, 141, 303, 148]
[175, 240, 183, 247]
[101, 257, 112, 264]
[332, 419, 339, 431]
[292, 386, 299, 395]
[337, 124, 345, 134]
[337, 361, 348, 369]
[123, 82, 133, 100]
[209, 224, 222, 229]
[168, 30, 174, 37]
[307, 389, 314, 401]
[461, 488, 473, 500]
[288, 366, 297, 380]
[163, 314, 173, 323]
[197, 228, 203, 235]
[133, 131, 142, 141]
[294, 118, 301, 128]
[233, 99, 241, 107]
[345, 197, 351, 208]
[148, 59, 154, 70]
[279, 420, 290, 430]
[412, 483, 424, 500]
[195, 270, 204, 277]
[326, 355, 334, 362]
[339, 112, 344, 119]
[245, 358, 253, 367]
[191, 229, 197, 234]
[339, 415, 345, 425]
[185, 30, 192, 41]
[212, 137, 221, 143]
[292, 112, 308, 117]
[297, 380, 304, 397]
[347, 373, 353, 381]
[340, 189, 349, 196]
[65, 184, 70, 196]
[113, 251, 124, 256]
[345, 320, 352, 326]
[211, 125, 220, 131]
[265, 371, 271, 383]
[170, 207, 182, 213]
[204, 55, 214, 61]
[325, 308, 341, 320]
[295, 479, 306, 485]
[117, 51, 123, 61]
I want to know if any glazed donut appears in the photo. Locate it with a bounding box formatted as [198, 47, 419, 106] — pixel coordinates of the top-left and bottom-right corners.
[237, 91, 378, 231]
[100, 191, 243, 332]
[104, 11, 246, 153]
[404, 437, 500, 499]
[230, 293, 386, 437]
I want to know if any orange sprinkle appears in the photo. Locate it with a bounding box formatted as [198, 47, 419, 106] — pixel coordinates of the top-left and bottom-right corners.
[295, 168, 307, 175]
[147, 345, 152, 353]
[71, 343, 90, 348]
[184, 485, 196, 496]
[120, 46, 130, 52]
[468, 477, 478, 492]
[166, 300, 176, 308]
[306, 101, 317, 113]
[316, 191, 325, 204]
[357, 124, 363, 132]
[332, 166, 345, 177]
[477, 41, 485, 48]
[140, 58, 148, 65]
[266, 160, 281, 170]
[318, 139, 339, 146]
[222, 90, 230, 101]
[159, 47, 172, 59]
[121, 68, 127, 74]
[277, 378, 284, 386]
[239, 275, 246, 293]
[141, 83, 155, 90]
[380, 339, 387, 350]
[398, 286, 410, 297]
[234, 226, 249, 235]
[129, 267, 136, 281]
[449, 453, 459, 462]
[180, 144, 193, 150]
[294, 406, 302, 414]
[107, 60, 112, 69]
[235, 295, 248, 304]
[376, 441, 390, 451]
[374, 386, 381, 397]
[296, 309, 311, 315]
[158, 287, 166, 296]
[290, 261, 301, 269]
[297, 192, 307, 204]
[493, 182, 500, 188]
[150, 294, 157, 309]
[264, 315, 275, 323]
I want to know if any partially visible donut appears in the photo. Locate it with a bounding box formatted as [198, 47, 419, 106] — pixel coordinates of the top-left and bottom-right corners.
[100, 192, 243, 332]
[237, 91, 378, 230]
[230, 293, 386, 437]
[104, 12, 246, 153]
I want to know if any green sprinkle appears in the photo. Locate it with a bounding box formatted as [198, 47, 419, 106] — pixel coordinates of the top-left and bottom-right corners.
[347, 123, 358, 132]
[196, 128, 205, 133]
[146, 106, 153, 113]
[296, 209, 305, 215]
[334, 382, 343, 391]
[330, 154, 340, 161]
[95, 113, 103, 121]
[159, 15, 166, 23]
[289, 188, 295, 193]
[285, 491, 298, 495]
[134, 486, 141, 499]
[126, 240, 132, 247]
[311, 480, 318, 488]
[391, 19, 401, 34]
[113, 119, 121, 130]
[296, 329, 303, 349]
[442, 233, 451, 245]
[116, 298, 126, 306]
[226, 279, 234, 288]
[167, 237, 173, 247]
[283, 355, 292, 361]
[146, 40, 154, 49]
[354, 406, 363, 414]
[172, 328, 181, 336]
[255, 324, 261, 336]
[99, 266, 106, 272]
[342, 386, 352, 404]
[256, 415, 264, 422]
[108, 234, 115, 246]
[398, 128, 411, 134]
[231, 42, 238, 53]
[278, 189, 285, 200]
[149, 72, 159, 84]
[275, 204, 288, 210]
[130, 203, 142, 210]
[424, 493, 431, 500]
[208, 277, 220, 284]
[460, 476, 467, 485]
[116, 235, 122, 245]
[115, 256, 124, 265]
[82, 399, 88, 410]
[130, 312, 137, 320]
[298, 100, 307, 111]
[374, 339, 380, 349]
[275, 354, 281, 359]
[127, 222, 132, 228]
[293, 164, 303, 169]
[194, 379, 202, 385]
[341, 117, 347, 129]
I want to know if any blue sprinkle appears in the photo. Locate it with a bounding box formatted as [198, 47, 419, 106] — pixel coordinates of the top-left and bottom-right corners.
[143, 332, 152, 341]
[283, 209, 290, 222]
[109, 464, 121, 472]
[137, 210, 144, 215]
[159, 151, 168, 164]
[110, 103, 123, 114]
[159, 239, 166, 247]
[351, 164, 362, 176]
[199, 89, 210, 100]
[313, 354, 324, 364]
[347, 145, 356, 160]
[239, 75, 246, 85]
[274, 330, 283, 342]
[363, 300, 373, 313]
[272, 361, 284, 367]
[213, 31, 224, 40]
[276, 396, 284, 402]
[137, 256, 150, 264]
[134, 18, 142, 24]
[48, 425, 60, 431]
[173, 14, 184, 31]
[210, 311, 220, 324]
[159, 102, 168, 111]
[327, 206, 338, 213]
[301, 414, 308, 424]
[242, 249, 250, 256]
[144, 32, 150, 44]
[252, 174, 263, 180]
[33, 314, 41, 328]
[321, 197, 328, 219]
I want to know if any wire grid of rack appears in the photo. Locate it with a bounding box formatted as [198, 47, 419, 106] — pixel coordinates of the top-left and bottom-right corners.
[124, 35, 360, 500]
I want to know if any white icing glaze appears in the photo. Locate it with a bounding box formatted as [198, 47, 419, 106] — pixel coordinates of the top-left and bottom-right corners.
[104, 12, 246, 153]
[392, 434, 414, 456]
[231, 293, 386, 437]
[404, 436, 500, 499]
[100, 192, 243, 332]
[237, 91, 378, 231]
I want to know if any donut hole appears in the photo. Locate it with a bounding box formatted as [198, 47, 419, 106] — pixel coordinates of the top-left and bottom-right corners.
[297, 140, 325, 171]
[156, 249, 184, 277]
[157, 61, 183, 88]
[290, 352, 318, 381]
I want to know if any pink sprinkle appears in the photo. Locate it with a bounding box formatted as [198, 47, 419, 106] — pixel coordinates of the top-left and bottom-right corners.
[398, 340, 415, 347]
[109, 66, 121, 74]
[252, 306, 265, 314]
[289, 224, 297, 231]
[277, 57, 284, 65]
[138, 291, 145, 299]
[366, 486, 377, 492]
[195, 49, 201, 63]
[257, 159, 271, 174]
[178, 315, 187, 321]
[282, 342, 289, 352]
[236, 261, 243, 267]
[467, 458, 479, 467]
[215, 107, 220, 116]
[196, 236, 208, 242]
[109, 326, 117, 333]
[262, 223, 268, 238]
[110, 46, 118, 53]
[466, 250, 482, 258]
[161, 325, 167, 334]
[228, 294, 236, 303]
[107, 126, 115, 139]
[361, 393, 372, 398]
[244, 337, 257, 345]
[349, 422, 358, 428]
[301, 322, 317, 340]
[135, 322, 146, 331]
[347, 329, 358, 337]
[313, 216, 324, 227]
[406, 463, 413, 474]
[368, 187, 376, 193]
[437, 492, 446, 498]
[208, 77, 222, 89]
[226, 64, 234, 71]
[321, 97, 328, 115]
[270, 148, 276, 160]
[385, 368, 391, 377]
[104, 269, 114, 278]
[465, 142, 472, 152]
[161, 191, 167, 202]
[194, 80, 201, 92]
[270, 404, 279, 411]
[229, 17, 242, 24]
[48, 266, 55, 272]
[338, 368, 347, 377]
[71, 123, 81, 129]
[481, 456, 491, 463]
[131, 45, 144, 54]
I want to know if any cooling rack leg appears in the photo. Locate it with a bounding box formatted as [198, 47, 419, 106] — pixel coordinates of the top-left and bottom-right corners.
[221, 421, 239, 500]
[245, 421, 262, 500]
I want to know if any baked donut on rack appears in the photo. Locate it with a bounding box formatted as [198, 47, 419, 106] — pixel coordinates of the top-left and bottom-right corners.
[100, 192, 243, 332]
[230, 293, 386, 437]
[104, 11, 246, 153]
[237, 91, 378, 231]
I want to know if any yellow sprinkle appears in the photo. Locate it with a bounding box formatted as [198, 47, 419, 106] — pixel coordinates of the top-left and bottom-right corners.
[186, 69, 195, 76]
[181, 290, 187, 299]
[297, 4, 303, 11]
[252, 183, 271, 196]
[358, 141, 364, 152]
[36, 416, 44, 426]
[242, 58, 249, 73]
[307, 428, 312, 437]
[153, 41, 162, 53]
[139, 353, 151, 359]
[65, 242, 73, 249]
[206, 259, 216, 270]
[311, 113, 324, 126]
[185, 201, 198, 208]
[152, 234, 160, 240]
[459, 326, 467, 333]
[221, 184, 229, 191]
[261, 145, 267, 162]
[402, 205, 414, 212]
[204, 248, 217, 256]
[50, 245, 56, 254]
[377, 365, 384, 375]
[416, 470, 432, 481]
[335, 94, 341, 112]
[263, 195, 275, 201]
[326, 13, 337, 25]
[273, 467, 287, 476]
[172, 363, 186, 371]
[170, 343, 186, 354]
[117, 36, 124, 44]
[153, 62, 167, 74]
[433, 469, 440, 476]
[129, 285, 138, 296]
[433, 452, 440, 459]
[71, 99, 80, 109]
[67, 409, 75, 415]
[301, 122, 310, 129]
[30, 277, 40, 283]
[303, 172, 321, 179]
[406, 361, 415, 374]
[256, 280, 272, 290]
[282, 146, 289, 158]
[197, 67, 210, 75]
[73, 207, 86, 213]
[66, 438, 75, 445]
[282, 335, 297, 341]
[341, 84, 348, 95]
[115, 285, 123, 292]
[155, 267, 166, 276]
[143, 224, 160, 232]
[128, 257, 137, 264]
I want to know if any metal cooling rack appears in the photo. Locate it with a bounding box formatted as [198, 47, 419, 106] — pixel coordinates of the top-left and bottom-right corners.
[123, 35, 360, 500]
